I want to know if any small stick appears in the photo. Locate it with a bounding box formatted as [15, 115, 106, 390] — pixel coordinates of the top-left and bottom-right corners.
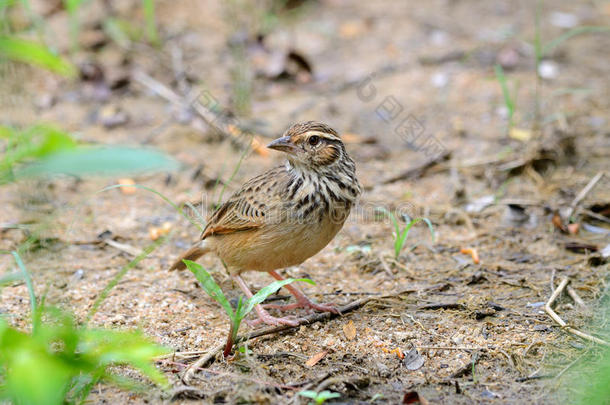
[565, 171, 604, 220]
[103, 239, 141, 256]
[566, 286, 587, 309]
[378, 254, 394, 279]
[181, 343, 225, 384]
[382, 150, 451, 184]
[544, 277, 609, 347]
[416, 346, 482, 351]
[181, 291, 413, 384]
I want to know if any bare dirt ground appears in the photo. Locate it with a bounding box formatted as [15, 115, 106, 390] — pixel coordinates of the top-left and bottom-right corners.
[1, 0, 609, 403]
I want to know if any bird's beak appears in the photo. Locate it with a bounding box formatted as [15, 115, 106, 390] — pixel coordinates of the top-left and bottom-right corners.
[267, 136, 297, 154]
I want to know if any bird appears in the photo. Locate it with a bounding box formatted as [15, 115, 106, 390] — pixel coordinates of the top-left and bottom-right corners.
[170, 121, 361, 326]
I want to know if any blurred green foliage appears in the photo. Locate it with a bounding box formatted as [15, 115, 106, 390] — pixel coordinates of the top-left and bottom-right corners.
[0, 252, 170, 405]
[0, 36, 76, 76]
[1, 124, 178, 184]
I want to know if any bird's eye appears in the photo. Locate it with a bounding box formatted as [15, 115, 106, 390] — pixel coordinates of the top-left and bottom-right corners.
[308, 135, 320, 146]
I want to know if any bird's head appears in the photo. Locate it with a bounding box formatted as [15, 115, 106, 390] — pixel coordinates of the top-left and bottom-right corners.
[267, 121, 346, 170]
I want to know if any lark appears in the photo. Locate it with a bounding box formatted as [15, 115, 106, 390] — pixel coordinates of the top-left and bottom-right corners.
[170, 121, 361, 326]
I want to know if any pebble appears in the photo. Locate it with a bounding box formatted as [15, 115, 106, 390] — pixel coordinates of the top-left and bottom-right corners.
[538, 60, 559, 80]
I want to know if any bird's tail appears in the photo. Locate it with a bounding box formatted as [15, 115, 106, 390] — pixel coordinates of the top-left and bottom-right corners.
[169, 239, 211, 271]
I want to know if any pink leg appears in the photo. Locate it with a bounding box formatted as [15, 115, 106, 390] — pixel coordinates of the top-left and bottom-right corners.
[264, 270, 340, 314]
[233, 275, 299, 327]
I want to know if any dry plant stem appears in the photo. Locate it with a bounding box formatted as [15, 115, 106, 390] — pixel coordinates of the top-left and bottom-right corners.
[383, 150, 451, 184]
[181, 293, 403, 384]
[133, 70, 230, 138]
[565, 171, 604, 220]
[566, 286, 587, 309]
[544, 277, 609, 347]
[103, 238, 141, 256]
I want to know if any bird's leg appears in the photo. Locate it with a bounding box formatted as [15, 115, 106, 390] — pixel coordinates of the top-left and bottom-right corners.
[232, 275, 299, 327]
[264, 270, 340, 314]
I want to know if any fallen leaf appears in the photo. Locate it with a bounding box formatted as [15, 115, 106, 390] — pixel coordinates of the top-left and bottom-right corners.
[403, 391, 429, 405]
[251, 136, 269, 157]
[403, 348, 425, 370]
[305, 350, 327, 367]
[339, 20, 367, 38]
[567, 223, 579, 235]
[343, 320, 357, 340]
[509, 127, 532, 142]
[117, 178, 136, 194]
[341, 132, 364, 143]
[552, 211, 567, 233]
[460, 247, 480, 264]
[149, 222, 172, 240]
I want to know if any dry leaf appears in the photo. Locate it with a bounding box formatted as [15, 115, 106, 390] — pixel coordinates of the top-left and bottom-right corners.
[117, 178, 136, 194]
[403, 391, 429, 405]
[403, 348, 425, 370]
[552, 211, 568, 233]
[149, 222, 172, 240]
[460, 247, 480, 264]
[305, 350, 327, 367]
[343, 320, 356, 340]
[251, 136, 269, 157]
[509, 127, 532, 142]
[567, 223, 579, 235]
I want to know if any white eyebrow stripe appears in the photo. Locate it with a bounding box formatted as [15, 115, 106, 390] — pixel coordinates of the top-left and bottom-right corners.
[305, 130, 341, 140]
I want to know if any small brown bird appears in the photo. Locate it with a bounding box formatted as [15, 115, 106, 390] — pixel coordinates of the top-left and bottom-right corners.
[170, 121, 361, 326]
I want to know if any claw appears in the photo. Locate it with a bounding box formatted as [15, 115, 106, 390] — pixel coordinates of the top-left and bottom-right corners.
[251, 304, 300, 327]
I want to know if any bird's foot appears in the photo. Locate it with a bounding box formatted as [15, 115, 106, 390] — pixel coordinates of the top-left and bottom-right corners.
[246, 304, 300, 327]
[264, 297, 340, 314]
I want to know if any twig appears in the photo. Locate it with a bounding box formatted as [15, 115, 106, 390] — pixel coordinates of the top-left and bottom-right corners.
[181, 290, 413, 384]
[103, 238, 141, 256]
[378, 254, 394, 279]
[544, 277, 609, 346]
[416, 346, 482, 351]
[565, 172, 604, 220]
[383, 150, 451, 184]
[566, 286, 587, 309]
[133, 70, 268, 154]
[180, 343, 225, 384]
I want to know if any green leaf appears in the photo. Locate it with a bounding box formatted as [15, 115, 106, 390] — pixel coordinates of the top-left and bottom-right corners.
[184, 260, 235, 320]
[0, 36, 76, 77]
[0, 272, 22, 285]
[80, 329, 170, 388]
[240, 278, 314, 319]
[393, 217, 435, 259]
[11, 251, 37, 326]
[298, 390, 319, 399]
[15, 146, 179, 179]
[543, 26, 610, 57]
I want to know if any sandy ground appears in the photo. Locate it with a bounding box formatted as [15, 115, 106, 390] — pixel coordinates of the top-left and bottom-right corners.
[1, 0, 609, 403]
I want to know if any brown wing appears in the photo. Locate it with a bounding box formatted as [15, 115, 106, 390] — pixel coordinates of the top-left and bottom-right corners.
[200, 167, 285, 240]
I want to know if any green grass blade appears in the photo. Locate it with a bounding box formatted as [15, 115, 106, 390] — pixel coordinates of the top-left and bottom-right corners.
[183, 260, 235, 320]
[142, 0, 159, 45]
[543, 26, 610, 57]
[241, 278, 314, 318]
[494, 64, 514, 113]
[86, 236, 167, 324]
[420, 217, 436, 241]
[0, 272, 22, 285]
[10, 251, 37, 325]
[0, 36, 76, 77]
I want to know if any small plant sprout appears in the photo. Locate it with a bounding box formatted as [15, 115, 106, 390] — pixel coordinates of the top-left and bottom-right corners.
[183, 260, 314, 357]
[298, 390, 341, 405]
[376, 207, 435, 260]
[494, 64, 517, 135]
